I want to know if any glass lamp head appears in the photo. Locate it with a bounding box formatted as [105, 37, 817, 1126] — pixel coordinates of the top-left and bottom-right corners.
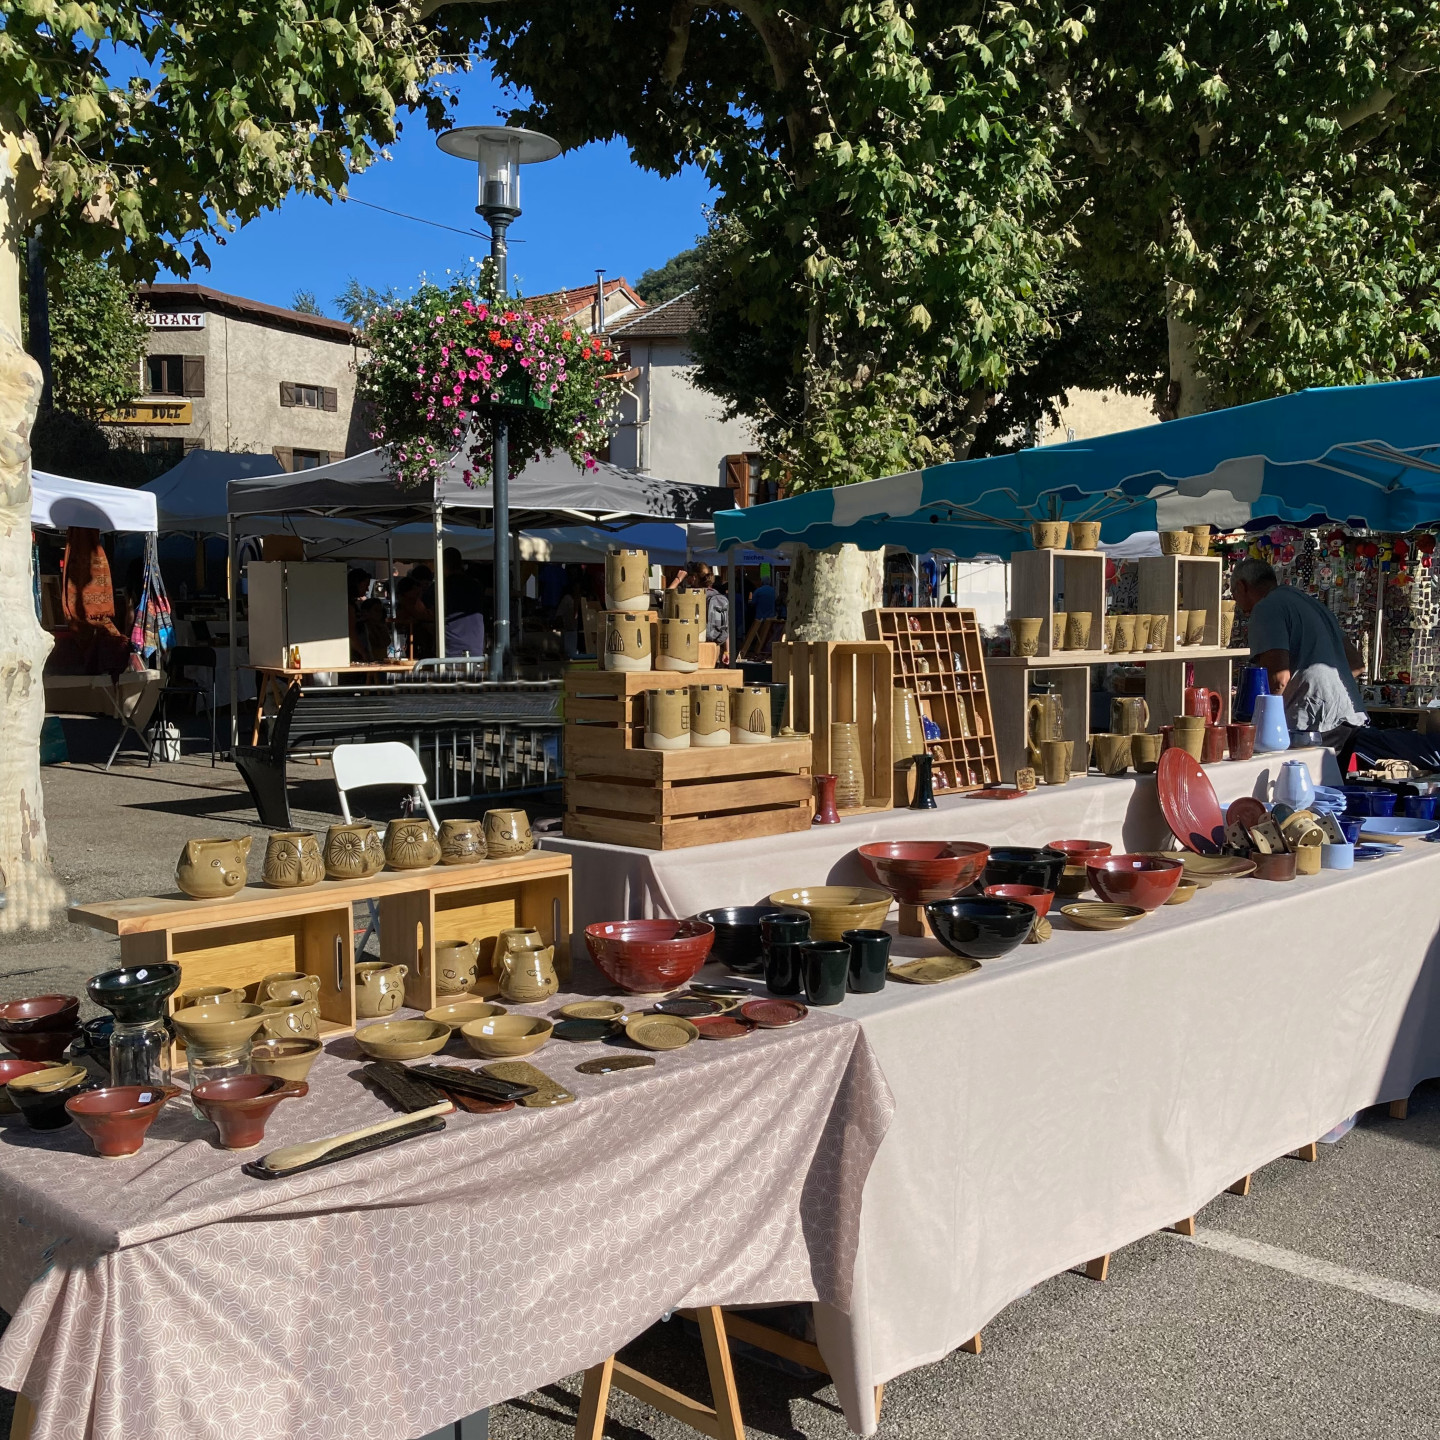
[437, 125, 561, 222]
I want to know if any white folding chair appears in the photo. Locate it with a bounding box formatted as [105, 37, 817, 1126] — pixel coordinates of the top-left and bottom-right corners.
[332, 742, 439, 956]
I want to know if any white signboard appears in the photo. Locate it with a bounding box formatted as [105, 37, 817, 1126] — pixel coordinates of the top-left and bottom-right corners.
[145, 311, 206, 329]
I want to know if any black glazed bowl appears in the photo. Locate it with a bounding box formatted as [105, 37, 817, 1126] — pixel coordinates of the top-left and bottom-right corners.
[980, 846, 1066, 894]
[925, 897, 1035, 961]
[695, 906, 786, 974]
[73, 1015, 116, 1067]
[86, 964, 182, 1025]
[8, 1075, 95, 1131]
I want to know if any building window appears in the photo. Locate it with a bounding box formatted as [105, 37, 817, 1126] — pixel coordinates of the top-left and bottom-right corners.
[280, 382, 338, 411]
[145, 354, 204, 396]
[143, 436, 186, 466]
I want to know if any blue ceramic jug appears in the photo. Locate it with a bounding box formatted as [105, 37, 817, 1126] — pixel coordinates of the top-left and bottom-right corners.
[1273, 760, 1315, 812]
[1253, 693, 1290, 753]
[1235, 665, 1270, 723]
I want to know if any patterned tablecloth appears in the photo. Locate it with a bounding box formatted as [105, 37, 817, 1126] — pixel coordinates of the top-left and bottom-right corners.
[0, 998, 894, 1440]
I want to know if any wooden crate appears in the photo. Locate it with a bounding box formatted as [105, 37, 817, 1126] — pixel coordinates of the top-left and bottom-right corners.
[771, 640, 893, 813]
[1137, 555, 1223, 652]
[863, 608, 1001, 793]
[1009, 549, 1108, 658]
[563, 737, 815, 850]
[564, 665, 744, 754]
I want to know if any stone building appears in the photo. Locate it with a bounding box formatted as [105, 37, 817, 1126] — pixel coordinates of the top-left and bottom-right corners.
[119, 284, 367, 471]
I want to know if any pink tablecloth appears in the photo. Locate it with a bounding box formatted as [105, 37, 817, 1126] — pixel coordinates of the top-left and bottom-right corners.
[0, 999, 893, 1440]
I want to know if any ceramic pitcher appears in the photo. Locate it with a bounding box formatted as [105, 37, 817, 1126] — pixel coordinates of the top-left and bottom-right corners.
[493, 928, 558, 1003]
[355, 962, 408, 1019]
[1235, 666, 1270, 722]
[1026, 690, 1064, 768]
[1183, 686, 1223, 725]
[1253, 693, 1291, 753]
[323, 822, 385, 880]
[176, 836, 252, 899]
[604, 547, 650, 613]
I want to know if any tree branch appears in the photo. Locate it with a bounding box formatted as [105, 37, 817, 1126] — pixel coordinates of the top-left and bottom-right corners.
[1337, 49, 1425, 130]
[662, 0, 698, 88]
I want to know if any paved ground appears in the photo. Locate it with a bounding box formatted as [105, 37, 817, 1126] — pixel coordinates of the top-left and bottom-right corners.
[4, 721, 1440, 1438]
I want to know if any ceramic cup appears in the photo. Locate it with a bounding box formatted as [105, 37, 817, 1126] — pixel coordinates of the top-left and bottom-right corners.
[730, 686, 772, 744]
[1174, 608, 1190, 645]
[483, 809, 533, 858]
[645, 687, 692, 751]
[175, 836, 251, 899]
[1322, 841, 1355, 870]
[355, 961, 408, 1018]
[1111, 697, 1150, 735]
[1201, 724, 1227, 764]
[665, 589, 707, 627]
[1338, 817, 1363, 844]
[1186, 608, 1209, 646]
[843, 928, 890, 994]
[1051, 612, 1069, 651]
[1295, 842, 1322, 876]
[323, 822, 384, 880]
[1131, 614, 1152, 654]
[1030, 520, 1070, 549]
[603, 611, 653, 672]
[1041, 738, 1073, 785]
[1104, 614, 1118, 652]
[437, 819, 486, 865]
[1012, 617, 1044, 657]
[1170, 717, 1204, 760]
[1147, 614, 1171, 651]
[259, 971, 320, 1006]
[604, 547, 650, 613]
[435, 940, 480, 996]
[760, 911, 810, 997]
[1160, 529, 1194, 556]
[1065, 611, 1093, 651]
[1130, 732, 1163, 774]
[657, 617, 700, 673]
[384, 817, 440, 870]
[1187, 524, 1211, 556]
[1090, 732, 1132, 777]
[800, 941, 850, 1007]
[690, 684, 730, 747]
[1070, 521, 1102, 550]
[1112, 614, 1135, 653]
[262, 831, 324, 888]
[259, 997, 319, 1042]
[1220, 599, 1237, 648]
[178, 985, 246, 1010]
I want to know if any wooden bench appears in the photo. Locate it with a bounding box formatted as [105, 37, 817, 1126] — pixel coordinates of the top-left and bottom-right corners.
[234, 679, 561, 827]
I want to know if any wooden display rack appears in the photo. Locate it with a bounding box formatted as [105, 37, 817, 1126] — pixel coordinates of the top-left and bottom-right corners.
[68, 851, 574, 1028]
[1137, 554, 1223, 652]
[771, 640, 893, 814]
[563, 736, 815, 850]
[563, 665, 744, 754]
[863, 608, 1001, 794]
[1010, 547, 1107, 658]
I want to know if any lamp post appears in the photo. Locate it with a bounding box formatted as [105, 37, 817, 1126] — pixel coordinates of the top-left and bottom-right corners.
[437, 124, 560, 681]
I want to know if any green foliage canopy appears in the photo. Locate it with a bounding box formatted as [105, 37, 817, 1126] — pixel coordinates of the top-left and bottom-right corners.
[36, 251, 148, 418]
[635, 247, 703, 304]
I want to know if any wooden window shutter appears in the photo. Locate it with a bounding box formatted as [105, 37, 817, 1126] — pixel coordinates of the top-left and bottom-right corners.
[321, 386, 338, 412]
[279, 382, 297, 408]
[273, 445, 294, 471]
[317, 451, 331, 466]
[182, 439, 202, 455]
[182, 355, 205, 396]
[724, 453, 749, 507]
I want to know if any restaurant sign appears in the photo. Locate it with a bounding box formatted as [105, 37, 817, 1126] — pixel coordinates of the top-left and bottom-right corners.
[103, 400, 193, 425]
[145, 311, 205, 329]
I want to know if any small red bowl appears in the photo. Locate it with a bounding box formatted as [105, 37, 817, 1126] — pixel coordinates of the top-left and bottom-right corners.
[1086, 854, 1184, 911]
[584, 919, 716, 994]
[858, 841, 990, 904]
[66, 1084, 180, 1158]
[1046, 839, 1113, 863]
[0, 995, 81, 1033]
[193, 1075, 309, 1150]
[982, 884, 1055, 919]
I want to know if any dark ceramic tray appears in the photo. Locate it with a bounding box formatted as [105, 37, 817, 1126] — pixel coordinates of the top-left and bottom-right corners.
[242, 1114, 447, 1180]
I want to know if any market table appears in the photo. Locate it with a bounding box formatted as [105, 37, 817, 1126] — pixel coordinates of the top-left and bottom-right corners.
[0, 999, 893, 1440]
[544, 747, 1340, 935]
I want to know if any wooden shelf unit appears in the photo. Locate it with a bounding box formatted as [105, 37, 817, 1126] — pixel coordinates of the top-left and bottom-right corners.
[771, 640, 893, 813]
[563, 666, 744, 755]
[1137, 555, 1224, 652]
[68, 851, 574, 1029]
[863, 608, 1000, 793]
[1009, 548, 1107, 658]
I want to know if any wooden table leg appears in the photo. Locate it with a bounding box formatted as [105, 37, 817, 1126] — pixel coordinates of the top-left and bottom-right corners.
[574, 1358, 614, 1440]
[1291, 1141, 1319, 1162]
[696, 1306, 745, 1440]
[1083, 1254, 1110, 1282]
[1227, 1174, 1252, 1197]
[960, 1332, 983, 1355]
[1390, 1098, 1409, 1120]
[9, 1395, 33, 1440]
[873, 1383, 886, 1420]
[1168, 1217, 1196, 1237]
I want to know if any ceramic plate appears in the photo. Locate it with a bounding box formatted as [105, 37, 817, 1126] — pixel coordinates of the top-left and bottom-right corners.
[1180, 854, 1257, 881]
[558, 1000, 629, 1021]
[1354, 843, 1395, 861]
[576, 1055, 655, 1075]
[1060, 902, 1147, 932]
[654, 996, 726, 1018]
[692, 1014, 752, 1041]
[1157, 749, 1226, 853]
[625, 1015, 699, 1051]
[552, 1019, 619, 1044]
[1359, 817, 1440, 838]
[886, 956, 981, 984]
[965, 785, 1029, 800]
[1225, 796, 1270, 833]
[739, 998, 809, 1027]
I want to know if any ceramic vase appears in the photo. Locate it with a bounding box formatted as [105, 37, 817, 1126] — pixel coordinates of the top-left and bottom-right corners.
[176, 837, 251, 899]
[892, 689, 925, 761]
[604, 547, 650, 613]
[603, 612, 653, 672]
[830, 722, 864, 808]
[384, 817, 441, 870]
[645, 688, 692, 751]
[812, 774, 842, 825]
[1235, 666, 1270, 722]
[1253, 693, 1291, 753]
[657, 617, 700, 672]
[909, 753, 938, 810]
[262, 831, 324, 889]
[690, 684, 730, 747]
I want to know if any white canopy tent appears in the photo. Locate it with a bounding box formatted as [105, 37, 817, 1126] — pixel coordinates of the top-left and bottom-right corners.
[31, 470, 157, 533]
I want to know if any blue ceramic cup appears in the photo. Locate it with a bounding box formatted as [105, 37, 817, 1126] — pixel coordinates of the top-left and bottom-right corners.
[1322, 842, 1355, 870]
[1342, 788, 1372, 817]
[1338, 817, 1363, 844]
[1405, 794, 1438, 820]
[1369, 791, 1398, 817]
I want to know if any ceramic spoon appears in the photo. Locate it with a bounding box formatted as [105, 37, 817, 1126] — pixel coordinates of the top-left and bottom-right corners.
[258, 1100, 453, 1173]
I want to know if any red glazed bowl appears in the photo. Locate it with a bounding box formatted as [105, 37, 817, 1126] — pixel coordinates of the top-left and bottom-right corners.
[584, 919, 716, 994]
[0, 1059, 59, 1113]
[857, 841, 991, 904]
[193, 1075, 309, 1151]
[1086, 854, 1184, 911]
[983, 884, 1055, 919]
[0, 994, 81, 1033]
[66, 1084, 180, 1158]
[1046, 839, 1113, 864]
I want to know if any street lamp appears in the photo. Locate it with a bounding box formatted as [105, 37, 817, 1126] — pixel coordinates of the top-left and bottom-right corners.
[438, 125, 561, 681]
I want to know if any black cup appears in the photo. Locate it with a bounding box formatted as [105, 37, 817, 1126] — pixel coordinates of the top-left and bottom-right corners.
[842, 928, 891, 993]
[760, 911, 810, 996]
[800, 940, 850, 1007]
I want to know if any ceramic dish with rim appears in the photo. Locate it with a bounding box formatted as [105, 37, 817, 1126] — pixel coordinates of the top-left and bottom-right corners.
[692, 1014, 751, 1041]
[856, 841, 991, 904]
[1156, 748, 1226, 853]
[1165, 879, 1199, 905]
[963, 785, 1029, 800]
[461, 1014, 554, 1059]
[925, 896, 1035, 960]
[584, 919, 716, 994]
[85, 964, 181, 1024]
[169, 1002, 266, 1054]
[1358, 816, 1440, 839]
[1354, 843, 1395, 861]
[425, 1000, 508, 1030]
[1180, 854, 1257, 881]
[6, 1064, 92, 1129]
[249, 1038, 323, 1083]
[625, 1014, 699, 1051]
[355, 1019, 451, 1062]
[739, 998, 808, 1028]
[1060, 902, 1146, 932]
[767, 887, 892, 942]
[1224, 796, 1270, 834]
[557, 999, 629, 1022]
[1046, 839, 1113, 865]
[65, 1084, 180, 1158]
[1087, 854, 1184, 911]
[0, 1059, 59, 1113]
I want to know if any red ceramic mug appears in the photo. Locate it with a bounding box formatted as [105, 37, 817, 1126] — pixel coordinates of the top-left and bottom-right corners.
[1183, 686, 1223, 725]
[1201, 725, 1227, 764]
[1226, 722, 1256, 761]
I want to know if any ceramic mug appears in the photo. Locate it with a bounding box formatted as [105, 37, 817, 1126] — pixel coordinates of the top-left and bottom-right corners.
[603, 612, 653, 672]
[355, 961, 408, 1018]
[690, 684, 731, 747]
[1103, 614, 1119, 652]
[730, 686, 772, 744]
[175, 836, 251, 899]
[437, 819, 486, 865]
[657, 617, 700, 673]
[1040, 738, 1073, 785]
[1065, 611, 1093, 651]
[1131, 732, 1164, 774]
[259, 971, 320, 1005]
[604, 547, 650, 613]
[323, 822, 384, 880]
[1011, 617, 1044, 657]
[262, 831, 324, 889]
[1147, 614, 1171, 651]
[1031, 520, 1070, 550]
[1220, 599, 1237, 648]
[1186, 608, 1209, 645]
[1111, 697, 1150, 735]
[1187, 524, 1211, 556]
[1051, 612, 1069, 651]
[178, 984, 246, 1010]
[1174, 608, 1190, 646]
[1227, 722, 1256, 760]
[665, 589, 707, 627]
[1112, 614, 1135, 653]
[1159, 529, 1193, 556]
[1201, 725, 1227, 764]
[259, 997, 319, 1042]
[1170, 719, 1204, 760]
[434, 940, 480, 997]
[1131, 614, 1153, 654]
[384, 817, 440, 870]
[484, 809, 533, 858]
[1070, 521, 1102, 550]
[1090, 732, 1132, 777]
[645, 688, 692, 751]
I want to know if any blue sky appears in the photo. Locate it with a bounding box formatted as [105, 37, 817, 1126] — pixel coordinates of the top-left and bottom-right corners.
[160, 67, 713, 312]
